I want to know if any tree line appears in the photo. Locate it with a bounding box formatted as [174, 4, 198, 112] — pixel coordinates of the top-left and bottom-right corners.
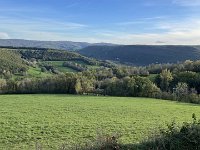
[1, 47, 200, 104]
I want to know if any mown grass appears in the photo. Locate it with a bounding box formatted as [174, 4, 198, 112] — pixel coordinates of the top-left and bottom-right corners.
[27, 67, 52, 78]
[45, 61, 77, 73]
[44, 61, 100, 73]
[0, 95, 200, 149]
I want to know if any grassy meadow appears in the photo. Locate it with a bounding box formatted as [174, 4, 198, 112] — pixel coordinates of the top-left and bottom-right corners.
[44, 61, 77, 73]
[0, 95, 200, 149]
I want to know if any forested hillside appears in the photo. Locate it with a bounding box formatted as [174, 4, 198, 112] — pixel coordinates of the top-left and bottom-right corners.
[79, 45, 200, 66]
[0, 47, 116, 79]
[0, 39, 90, 50]
[0, 49, 27, 75]
[0, 39, 116, 51]
[2, 47, 200, 105]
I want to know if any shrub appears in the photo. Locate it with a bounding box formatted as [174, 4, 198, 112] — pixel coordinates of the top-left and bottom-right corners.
[59, 133, 121, 150]
[188, 93, 200, 104]
[160, 91, 174, 100]
[137, 114, 200, 150]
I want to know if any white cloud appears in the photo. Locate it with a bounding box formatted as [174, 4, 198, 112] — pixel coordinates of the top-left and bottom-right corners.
[116, 16, 167, 26]
[155, 19, 200, 32]
[92, 18, 200, 45]
[1, 14, 200, 45]
[0, 32, 9, 39]
[110, 29, 200, 45]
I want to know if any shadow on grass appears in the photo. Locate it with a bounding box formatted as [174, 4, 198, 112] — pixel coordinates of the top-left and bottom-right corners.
[58, 115, 200, 150]
[34, 115, 200, 150]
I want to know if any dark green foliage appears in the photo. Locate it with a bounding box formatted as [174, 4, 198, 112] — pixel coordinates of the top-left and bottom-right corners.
[70, 57, 98, 65]
[79, 45, 200, 66]
[147, 60, 200, 75]
[63, 61, 86, 72]
[173, 71, 200, 93]
[135, 115, 200, 150]
[0, 39, 91, 50]
[102, 76, 160, 97]
[41, 67, 47, 72]
[20, 49, 80, 61]
[40, 63, 59, 73]
[0, 73, 95, 94]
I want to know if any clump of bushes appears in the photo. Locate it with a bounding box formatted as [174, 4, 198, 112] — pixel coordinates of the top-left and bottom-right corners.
[77, 114, 200, 150]
[136, 113, 200, 150]
[59, 133, 121, 150]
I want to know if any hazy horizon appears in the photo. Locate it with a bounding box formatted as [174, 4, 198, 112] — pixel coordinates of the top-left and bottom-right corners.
[1, 38, 200, 46]
[1, 0, 200, 45]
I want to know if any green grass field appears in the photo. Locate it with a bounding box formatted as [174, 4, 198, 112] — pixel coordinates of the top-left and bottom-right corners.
[27, 67, 52, 78]
[0, 95, 200, 149]
[45, 61, 100, 72]
[44, 61, 77, 73]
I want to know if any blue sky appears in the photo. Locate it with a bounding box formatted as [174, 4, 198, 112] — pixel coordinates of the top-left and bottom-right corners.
[0, 0, 200, 44]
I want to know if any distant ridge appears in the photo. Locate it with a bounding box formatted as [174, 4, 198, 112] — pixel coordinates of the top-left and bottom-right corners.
[2, 39, 200, 66]
[0, 39, 116, 51]
[79, 45, 200, 66]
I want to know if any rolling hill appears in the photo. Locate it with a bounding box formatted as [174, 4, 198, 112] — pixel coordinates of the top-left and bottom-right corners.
[79, 45, 200, 66]
[0, 49, 27, 73]
[0, 39, 116, 51]
[0, 47, 115, 78]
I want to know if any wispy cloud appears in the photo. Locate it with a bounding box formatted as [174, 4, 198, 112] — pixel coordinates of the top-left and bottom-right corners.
[0, 17, 88, 32]
[116, 16, 168, 26]
[155, 18, 200, 32]
[1, 3, 200, 45]
[117, 21, 147, 26]
[2, 15, 200, 45]
[0, 7, 47, 13]
[90, 17, 200, 45]
[97, 29, 200, 45]
[65, 2, 81, 9]
[0, 15, 88, 41]
[0, 32, 9, 39]
[173, 0, 200, 6]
